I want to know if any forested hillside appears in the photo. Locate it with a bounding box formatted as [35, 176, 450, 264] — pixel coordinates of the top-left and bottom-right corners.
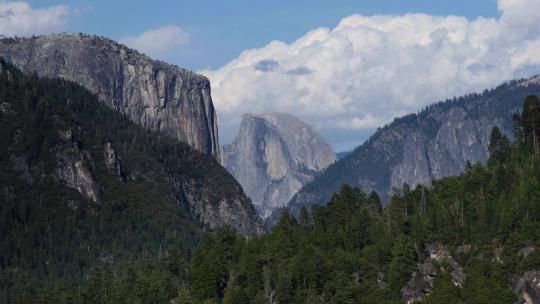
[0, 59, 261, 303]
[288, 76, 540, 219]
[20, 96, 540, 303]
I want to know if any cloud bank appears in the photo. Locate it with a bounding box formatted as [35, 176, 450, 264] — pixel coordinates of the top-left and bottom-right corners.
[203, 0, 540, 150]
[120, 25, 190, 58]
[0, 1, 71, 37]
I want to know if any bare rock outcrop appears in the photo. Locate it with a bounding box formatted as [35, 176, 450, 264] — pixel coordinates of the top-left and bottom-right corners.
[170, 173, 264, 236]
[104, 142, 125, 180]
[515, 271, 540, 304]
[55, 151, 101, 203]
[402, 244, 466, 304]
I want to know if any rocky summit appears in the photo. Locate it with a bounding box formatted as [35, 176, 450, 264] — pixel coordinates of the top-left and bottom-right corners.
[0, 34, 220, 158]
[222, 112, 335, 218]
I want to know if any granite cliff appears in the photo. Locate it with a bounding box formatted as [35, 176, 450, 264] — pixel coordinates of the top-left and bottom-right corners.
[0, 59, 262, 237]
[0, 33, 220, 157]
[288, 75, 540, 216]
[222, 113, 335, 218]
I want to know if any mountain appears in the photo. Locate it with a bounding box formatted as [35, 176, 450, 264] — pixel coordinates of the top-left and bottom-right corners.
[0, 59, 263, 299]
[0, 58, 262, 235]
[288, 75, 540, 215]
[24, 96, 540, 304]
[0, 33, 220, 158]
[222, 113, 336, 218]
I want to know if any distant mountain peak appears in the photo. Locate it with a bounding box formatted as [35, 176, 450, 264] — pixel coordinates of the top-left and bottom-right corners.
[222, 112, 335, 219]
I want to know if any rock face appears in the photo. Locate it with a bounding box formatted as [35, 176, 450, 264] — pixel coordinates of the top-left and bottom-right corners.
[425, 244, 465, 287]
[0, 34, 220, 158]
[170, 173, 264, 236]
[55, 151, 102, 203]
[288, 76, 540, 214]
[402, 272, 435, 304]
[222, 113, 336, 218]
[54, 127, 102, 203]
[104, 142, 125, 180]
[516, 271, 540, 304]
[402, 244, 465, 304]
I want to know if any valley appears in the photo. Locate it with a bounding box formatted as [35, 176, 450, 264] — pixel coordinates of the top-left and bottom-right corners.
[1, 0, 540, 301]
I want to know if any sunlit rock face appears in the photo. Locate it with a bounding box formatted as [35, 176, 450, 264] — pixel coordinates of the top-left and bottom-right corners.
[55, 151, 102, 203]
[288, 77, 540, 217]
[222, 112, 335, 218]
[0, 34, 220, 158]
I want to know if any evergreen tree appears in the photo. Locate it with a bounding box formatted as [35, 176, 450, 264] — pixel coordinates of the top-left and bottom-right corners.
[488, 127, 510, 163]
[516, 95, 540, 154]
[387, 235, 417, 293]
[299, 206, 311, 226]
[368, 191, 383, 214]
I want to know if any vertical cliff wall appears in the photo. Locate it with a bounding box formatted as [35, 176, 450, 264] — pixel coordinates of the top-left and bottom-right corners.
[0, 34, 220, 157]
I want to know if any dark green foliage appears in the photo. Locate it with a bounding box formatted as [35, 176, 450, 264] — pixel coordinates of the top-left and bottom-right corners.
[298, 206, 311, 226]
[0, 59, 251, 303]
[388, 235, 417, 292]
[4, 58, 540, 303]
[166, 95, 539, 304]
[515, 95, 540, 154]
[488, 127, 511, 163]
[368, 190, 383, 215]
[223, 286, 249, 304]
[190, 229, 240, 302]
[422, 275, 461, 304]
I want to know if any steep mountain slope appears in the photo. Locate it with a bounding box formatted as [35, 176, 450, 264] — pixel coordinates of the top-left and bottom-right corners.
[222, 113, 335, 218]
[0, 60, 262, 298]
[288, 75, 540, 215]
[24, 96, 540, 304]
[0, 34, 220, 157]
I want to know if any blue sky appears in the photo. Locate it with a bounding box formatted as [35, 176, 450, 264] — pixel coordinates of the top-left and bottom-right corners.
[29, 0, 499, 70]
[11, 0, 540, 151]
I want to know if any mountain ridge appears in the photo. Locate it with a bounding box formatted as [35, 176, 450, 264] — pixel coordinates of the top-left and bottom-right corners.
[286, 74, 540, 217]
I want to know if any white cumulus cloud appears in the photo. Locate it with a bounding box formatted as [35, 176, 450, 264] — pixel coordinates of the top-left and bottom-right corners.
[203, 0, 540, 150]
[120, 25, 190, 58]
[0, 1, 71, 37]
